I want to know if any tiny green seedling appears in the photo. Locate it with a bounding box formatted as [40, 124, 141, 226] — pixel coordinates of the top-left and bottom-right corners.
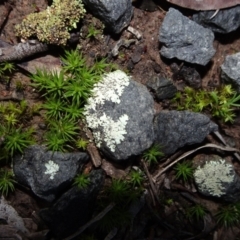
[215, 203, 240, 228]
[187, 204, 207, 221]
[174, 161, 194, 182]
[143, 144, 164, 165]
[76, 138, 88, 150]
[129, 169, 144, 187]
[86, 24, 101, 40]
[73, 173, 90, 189]
[0, 169, 16, 196]
[172, 85, 240, 123]
[4, 127, 34, 157]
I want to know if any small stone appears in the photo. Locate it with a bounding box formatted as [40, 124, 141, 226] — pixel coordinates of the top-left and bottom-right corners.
[175, 65, 202, 89]
[221, 52, 240, 93]
[83, 0, 133, 34]
[193, 5, 240, 34]
[154, 110, 218, 155]
[159, 8, 216, 65]
[13, 145, 89, 202]
[146, 76, 177, 100]
[84, 70, 154, 161]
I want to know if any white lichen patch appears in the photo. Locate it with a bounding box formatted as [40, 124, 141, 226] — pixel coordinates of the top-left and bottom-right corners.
[44, 160, 59, 180]
[194, 159, 234, 197]
[84, 70, 130, 152]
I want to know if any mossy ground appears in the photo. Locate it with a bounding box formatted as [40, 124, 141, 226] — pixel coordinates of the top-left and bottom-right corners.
[1, 1, 240, 239]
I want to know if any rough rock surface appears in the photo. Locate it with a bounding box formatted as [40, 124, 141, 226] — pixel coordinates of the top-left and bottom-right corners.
[83, 0, 133, 34]
[13, 145, 89, 202]
[84, 70, 155, 161]
[0, 197, 28, 234]
[193, 155, 240, 202]
[193, 5, 240, 34]
[221, 52, 240, 93]
[159, 8, 216, 66]
[154, 110, 218, 155]
[146, 76, 177, 100]
[177, 66, 202, 89]
[39, 169, 104, 239]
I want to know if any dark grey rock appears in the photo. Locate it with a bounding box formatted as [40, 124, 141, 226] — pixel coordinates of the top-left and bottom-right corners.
[146, 76, 177, 100]
[84, 70, 155, 161]
[0, 197, 28, 234]
[13, 145, 89, 202]
[83, 0, 133, 34]
[193, 6, 240, 34]
[221, 52, 240, 93]
[159, 8, 216, 66]
[39, 169, 104, 239]
[178, 66, 202, 89]
[154, 110, 218, 155]
[193, 154, 240, 202]
[171, 63, 202, 89]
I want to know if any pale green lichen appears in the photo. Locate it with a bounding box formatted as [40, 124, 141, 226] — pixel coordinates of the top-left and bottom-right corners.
[84, 70, 130, 152]
[44, 160, 59, 180]
[194, 159, 234, 197]
[15, 0, 86, 45]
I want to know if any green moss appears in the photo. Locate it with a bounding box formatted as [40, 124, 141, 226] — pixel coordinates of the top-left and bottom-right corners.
[15, 0, 86, 45]
[172, 85, 240, 123]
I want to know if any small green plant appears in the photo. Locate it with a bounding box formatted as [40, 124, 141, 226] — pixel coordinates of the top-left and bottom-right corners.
[143, 144, 164, 165]
[174, 161, 194, 182]
[107, 179, 130, 203]
[73, 173, 90, 189]
[15, 80, 25, 92]
[215, 203, 240, 228]
[4, 113, 18, 127]
[172, 85, 240, 123]
[4, 127, 34, 157]
[46, 117, 79, 141]
[86, 24, 101, 39]
[106, 178, 141, 205]
[32, 70, 67, 99]
[129, 169, 144, 187]
[61, 50, 86, 74]
[186, 204, 207, 221]
[76, 138, 88, 150]
[0, 62, 15, 83]
[0, 169, 16, 196]
[44, 131, 66, 152]
[43, 97, 66, 119]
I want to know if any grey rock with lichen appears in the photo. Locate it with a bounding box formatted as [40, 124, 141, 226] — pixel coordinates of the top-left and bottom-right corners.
[221, 52, 240, 93]
[193, 155, 240, 202]
[39, 169, 104, 239]
[13, 145, 89, 202]
[159, 8, 216, 66]
[83, 0, 133, 34]
[193, 5, 240, 34]
[146, 76, 177, 100]
[84, 70, 154, 161]
[153, 110, 218, 155]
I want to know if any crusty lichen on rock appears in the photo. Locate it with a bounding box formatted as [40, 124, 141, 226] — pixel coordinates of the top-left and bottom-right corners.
[84, 70, 130, 152]
[194, 159, 234, 197]
[15, 0, 86, 45]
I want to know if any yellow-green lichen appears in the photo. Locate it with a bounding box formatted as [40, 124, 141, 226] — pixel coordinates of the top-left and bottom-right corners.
[15, 0, 86, 45]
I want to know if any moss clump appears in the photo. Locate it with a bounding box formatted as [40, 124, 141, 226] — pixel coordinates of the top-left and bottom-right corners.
[15, 0, 86, 45]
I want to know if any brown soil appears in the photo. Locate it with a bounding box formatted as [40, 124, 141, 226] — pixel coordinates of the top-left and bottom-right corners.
[1, 0, 240, 239]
